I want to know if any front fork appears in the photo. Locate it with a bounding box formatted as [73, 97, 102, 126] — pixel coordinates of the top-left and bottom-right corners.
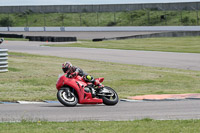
[64, 88, 74, 98]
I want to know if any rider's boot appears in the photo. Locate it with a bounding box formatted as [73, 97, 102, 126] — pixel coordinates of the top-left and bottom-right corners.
[94, 81, 104, 93]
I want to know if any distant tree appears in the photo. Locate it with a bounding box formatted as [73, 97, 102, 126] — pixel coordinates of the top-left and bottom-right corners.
[191, 18, 196, 24]
[0, 17, 14, 27]
[107, 21, 117, 26]
[181, 16, 190, 24]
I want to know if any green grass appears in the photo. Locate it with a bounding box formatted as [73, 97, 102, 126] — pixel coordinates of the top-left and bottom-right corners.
[46, 36, 200, 53]
[0, 52, 200, 101]
[0, 10, 200, 27]
[1, 119, 200, 133]
[4, 38, 28, 41]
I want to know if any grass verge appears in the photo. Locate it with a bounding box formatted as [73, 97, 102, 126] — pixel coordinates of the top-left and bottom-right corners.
[4, 38, 28, 41]
[0, 52, 200, 101]
[0, 119, 200, 133]
[46, 36, 200, 53]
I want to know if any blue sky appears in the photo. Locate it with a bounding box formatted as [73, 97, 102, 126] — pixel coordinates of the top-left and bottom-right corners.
[0, 0, 200, 6]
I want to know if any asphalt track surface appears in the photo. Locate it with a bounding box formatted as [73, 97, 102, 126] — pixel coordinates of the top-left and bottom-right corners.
[1, 34, 200, 121]
[1, 41, 200, 71]
[1, 100, 200, 122]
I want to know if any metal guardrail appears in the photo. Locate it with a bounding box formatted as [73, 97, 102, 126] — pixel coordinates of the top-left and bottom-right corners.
[1, 26, 200, 32]
[0, 49, 8, 73]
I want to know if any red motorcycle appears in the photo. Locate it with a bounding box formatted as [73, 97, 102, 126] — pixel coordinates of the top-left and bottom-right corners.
[56, 74, 118, 107]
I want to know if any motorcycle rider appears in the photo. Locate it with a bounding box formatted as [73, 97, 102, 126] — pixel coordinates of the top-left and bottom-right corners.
[62, 62, 104, 91]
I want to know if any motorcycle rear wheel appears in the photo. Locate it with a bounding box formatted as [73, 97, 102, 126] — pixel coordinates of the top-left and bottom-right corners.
[57, 87, 78, 107]
[102, 86, 118, 106]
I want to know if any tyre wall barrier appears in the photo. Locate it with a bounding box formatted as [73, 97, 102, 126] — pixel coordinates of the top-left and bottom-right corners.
[116, 31, 200, 39]
[25, 36, 77, 42]
[0, 33, 77, 42]
[0, 49, 8, 73]
[92, 31, 200, 41]
[0, 33, 24, 38]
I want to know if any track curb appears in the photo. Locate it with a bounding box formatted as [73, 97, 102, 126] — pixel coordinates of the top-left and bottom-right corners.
[1, 97, 200, 104]
[127, 93, 200, 102]
[0, 101, 60, 104]
[120, 98, 200, 102]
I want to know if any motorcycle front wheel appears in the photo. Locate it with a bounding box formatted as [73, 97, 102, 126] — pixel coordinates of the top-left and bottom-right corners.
[102, 86, 118, 106]
[57, 87, 78, 107]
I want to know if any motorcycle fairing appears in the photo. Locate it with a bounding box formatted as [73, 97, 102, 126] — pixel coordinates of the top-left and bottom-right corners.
[56, 74, 103, 104]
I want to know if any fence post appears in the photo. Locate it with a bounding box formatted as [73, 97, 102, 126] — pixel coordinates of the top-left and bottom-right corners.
[26, 14, 28, 27]
[180, 10, 183, 25]
[147, 10, 150, 25]
[130, 11, 133, 25]
[96, 12, 99, 26]
[0, 49, 8, 73]
[61, 13, 64, 27]
[7, 13, 10, 26]
[197, 10, 199, 25]
[80, 12, 82, 26]
[7, 13, 10, 31]
[43, 13, 46, 31]
[165, 11, 167, 25]
[114, 12, 116, 23]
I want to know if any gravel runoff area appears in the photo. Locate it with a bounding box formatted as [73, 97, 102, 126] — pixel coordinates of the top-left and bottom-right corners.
[0, 31, 161, 40]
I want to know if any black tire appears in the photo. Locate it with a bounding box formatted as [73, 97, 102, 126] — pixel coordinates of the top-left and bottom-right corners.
[57, 87, 78, 107]
[102, 86, 118, 106]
